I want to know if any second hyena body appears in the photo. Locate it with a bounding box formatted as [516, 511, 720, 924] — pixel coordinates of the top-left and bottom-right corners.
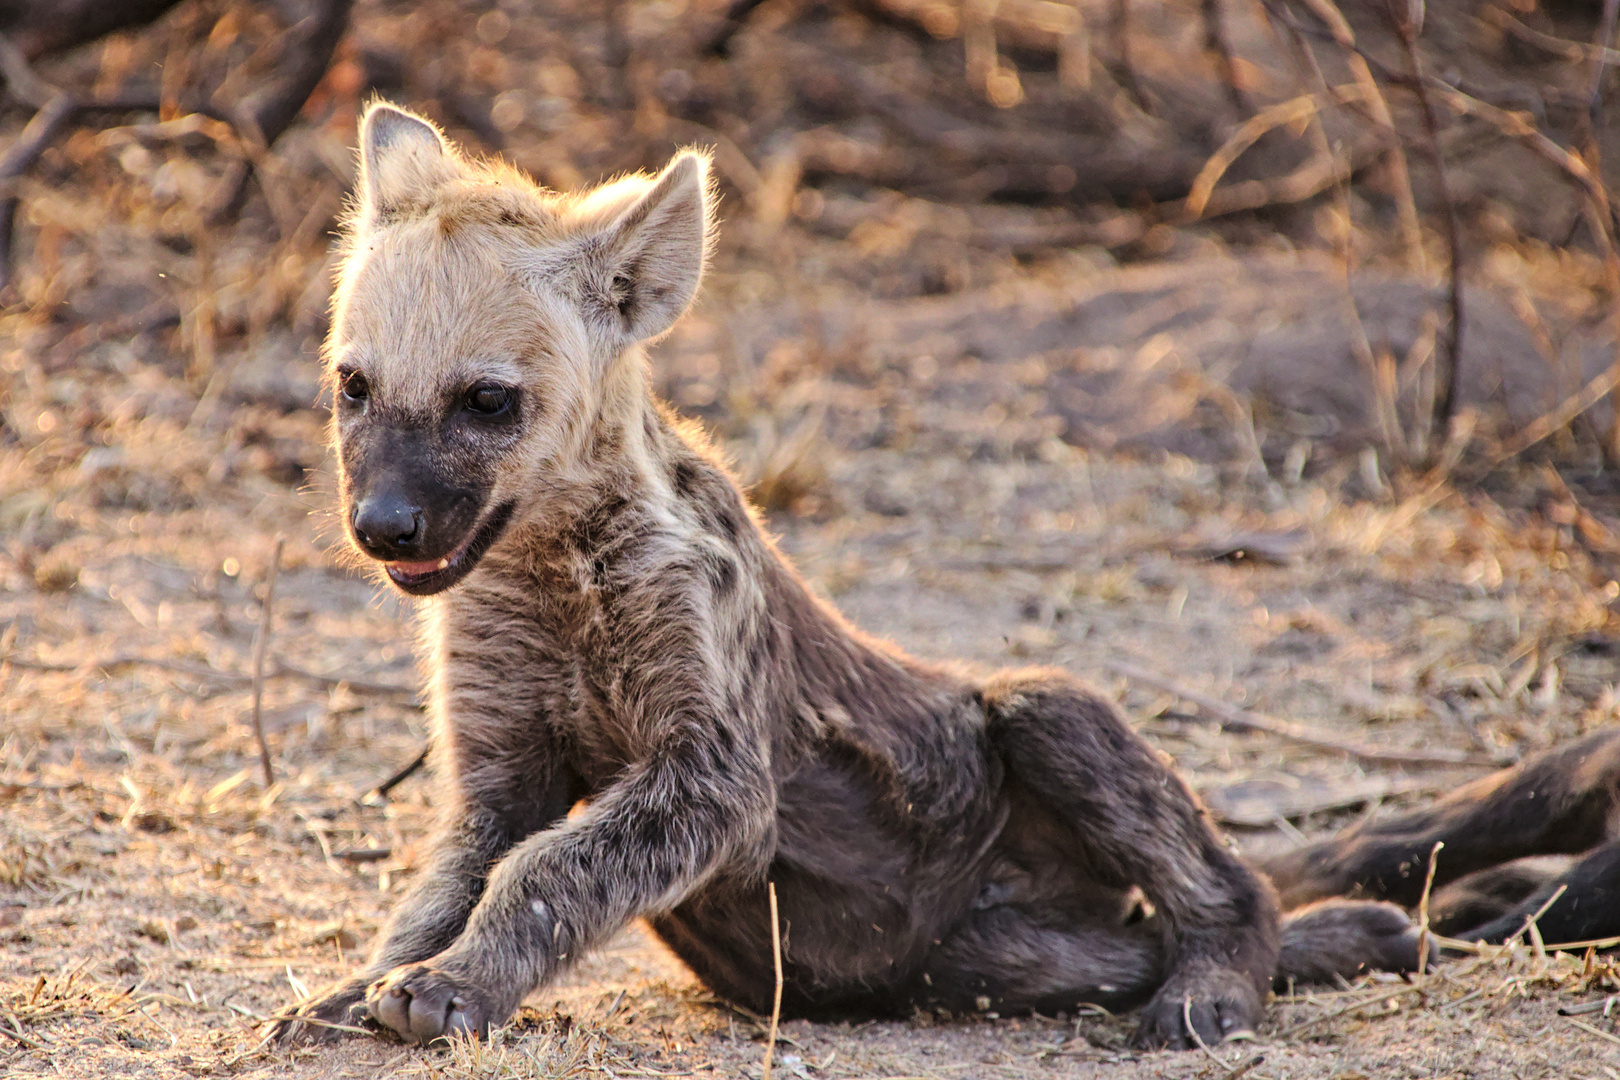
[274, 104, 1620, 1051]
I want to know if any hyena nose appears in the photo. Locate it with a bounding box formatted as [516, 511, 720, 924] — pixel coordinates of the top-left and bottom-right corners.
[352, 495, 423, 556]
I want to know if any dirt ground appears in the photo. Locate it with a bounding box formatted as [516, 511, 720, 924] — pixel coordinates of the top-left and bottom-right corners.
[6, 0, 1620, 1078]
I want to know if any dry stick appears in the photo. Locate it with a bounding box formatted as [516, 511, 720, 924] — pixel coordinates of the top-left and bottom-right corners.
[1515, 883, 1569, 959]
[1483, 7, 1620, 66]
[1106, 658, 1499, 768]
[0, 90, 75, 293]
[1110, 0, 1151, 113]
[1426, 84, 1620, 300]
[1180, 994, 1229, 1068]
[1283, 4, 1620, 465]
[1589, 0, 1620, 465]
[1589, 0, 1620, 112]
[1220, 1055, 1267, 1080]
[0, 32, 57, 108]
[369, 746, 430, 800]
[248, 538, 284, 789]
[0, 651, 413, 697]
[1415, 840, 1444, 979]
[1432, 928, 1620, 955]
[1277, 12, 1406, 464]
[762, 881, 784, 1080]
[1184, 94, 1321, 218]
[1345, 49, 1426, 274]
[1559, 994, 1619, 1016]
[1199, 0, 1247, 114]
[1286, 0, 1426, 272]
[1490, 362, 1620, 462]
[1272, 983, 1424, 1041]
[1566, 1016, 1620, 1048]
[1386, 2, 1464, 454]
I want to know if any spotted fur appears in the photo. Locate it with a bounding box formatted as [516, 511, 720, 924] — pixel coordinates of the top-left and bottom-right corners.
[270, 104, 1620, 1051]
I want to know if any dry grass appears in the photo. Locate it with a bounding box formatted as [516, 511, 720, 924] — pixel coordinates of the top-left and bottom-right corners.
[5, 2, 1620, 1078]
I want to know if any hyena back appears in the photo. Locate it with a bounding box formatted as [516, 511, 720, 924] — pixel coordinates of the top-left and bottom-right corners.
[271, 103, 1620, 1051]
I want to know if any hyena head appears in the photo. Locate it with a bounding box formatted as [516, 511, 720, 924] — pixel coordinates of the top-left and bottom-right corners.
[326, 102, 713, 595]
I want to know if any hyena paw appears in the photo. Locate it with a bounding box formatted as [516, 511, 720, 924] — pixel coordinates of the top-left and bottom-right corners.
[267, 979, 375, 1045]
[1277, 899, 1438, 988]
[365, 963, 503, 1045]
[1132, 969, 1262, 1051]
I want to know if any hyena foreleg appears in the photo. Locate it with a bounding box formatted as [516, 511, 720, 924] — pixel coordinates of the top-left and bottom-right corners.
[363, 731, 775, 1044]
[269, 808, 519, 1044]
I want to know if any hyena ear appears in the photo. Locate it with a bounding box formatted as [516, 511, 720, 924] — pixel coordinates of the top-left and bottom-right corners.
[601, 151, 712, 343]
[356, 103, 459, 227]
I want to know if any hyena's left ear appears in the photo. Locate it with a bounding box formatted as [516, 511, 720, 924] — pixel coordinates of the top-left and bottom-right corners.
[601, 151, 713, 343]
[356, 102, 460, 228]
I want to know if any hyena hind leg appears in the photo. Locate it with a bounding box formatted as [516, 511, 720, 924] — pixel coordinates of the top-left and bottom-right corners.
[979, 671, 1280, 1049]
[1424, 856, 1574, 938]
[1259, 729, 1620, 910]
[911, 904, 1163, 1016]
[1458, 840, 1620, 945]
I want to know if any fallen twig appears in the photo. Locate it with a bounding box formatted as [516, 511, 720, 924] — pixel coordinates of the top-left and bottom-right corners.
[1384, 0, 1465, 452]
[331, 847, 391, 863]
[1220, 1054, 1266, 1080]
[1491, 362, 1620, 463]
[1107, 658, 1501, 768]
[1200, 0, 1247, 114]
[249, 538, 284, 789]
[1516, 883, 1569, 959]
[1272, 983, 1423, 1040]
[0, 1014, 42, 1049]
[1184, 94, 1319, 218]
[1276, 0, 1620, 466]
[0, 32, 57, 108]
[2, 652, 413, 697]
[1566, 1016, 1620, 1047]
[1110, 0, 1151, 114]
[369, 746, 430, 801]
[1181, 993, 1230, 1068]
[1559, 994, 1618, 1016]
[1587, 0, 1620, 116]
[1483, 7, 1620, 67]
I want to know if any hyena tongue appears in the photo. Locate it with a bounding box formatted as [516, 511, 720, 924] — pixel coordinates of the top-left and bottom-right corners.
[389, 556, 451, 575]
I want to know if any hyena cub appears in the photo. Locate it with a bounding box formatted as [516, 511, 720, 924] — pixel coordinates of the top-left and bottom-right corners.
[272, 103, 1620, 1050]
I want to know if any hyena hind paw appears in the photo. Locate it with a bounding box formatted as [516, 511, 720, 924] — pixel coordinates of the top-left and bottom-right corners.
[1132, 968, 1263, 1051]
[1276, 899, 1438, 989]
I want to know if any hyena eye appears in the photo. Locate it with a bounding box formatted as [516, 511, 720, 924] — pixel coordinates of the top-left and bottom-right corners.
[339, 370, 369, 405]
[464, 382, 515, 417]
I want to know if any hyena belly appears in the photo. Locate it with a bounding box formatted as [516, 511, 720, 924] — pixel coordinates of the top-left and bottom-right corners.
[651, 740, 996, 1017]
[642, 561, 1009, 1015]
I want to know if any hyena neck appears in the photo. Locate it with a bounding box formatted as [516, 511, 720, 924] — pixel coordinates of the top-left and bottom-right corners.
[547, 347, 668, 505]
[507, 348, 732, 554]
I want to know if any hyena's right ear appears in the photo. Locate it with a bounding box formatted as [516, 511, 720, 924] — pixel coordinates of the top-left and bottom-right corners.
[356, 103, 459, 228]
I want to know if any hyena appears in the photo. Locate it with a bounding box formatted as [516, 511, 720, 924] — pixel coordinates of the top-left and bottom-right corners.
[272, 102, 1620, 1050]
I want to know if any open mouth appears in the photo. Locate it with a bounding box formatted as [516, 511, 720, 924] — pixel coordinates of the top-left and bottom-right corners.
[381, 500, 517, 596]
